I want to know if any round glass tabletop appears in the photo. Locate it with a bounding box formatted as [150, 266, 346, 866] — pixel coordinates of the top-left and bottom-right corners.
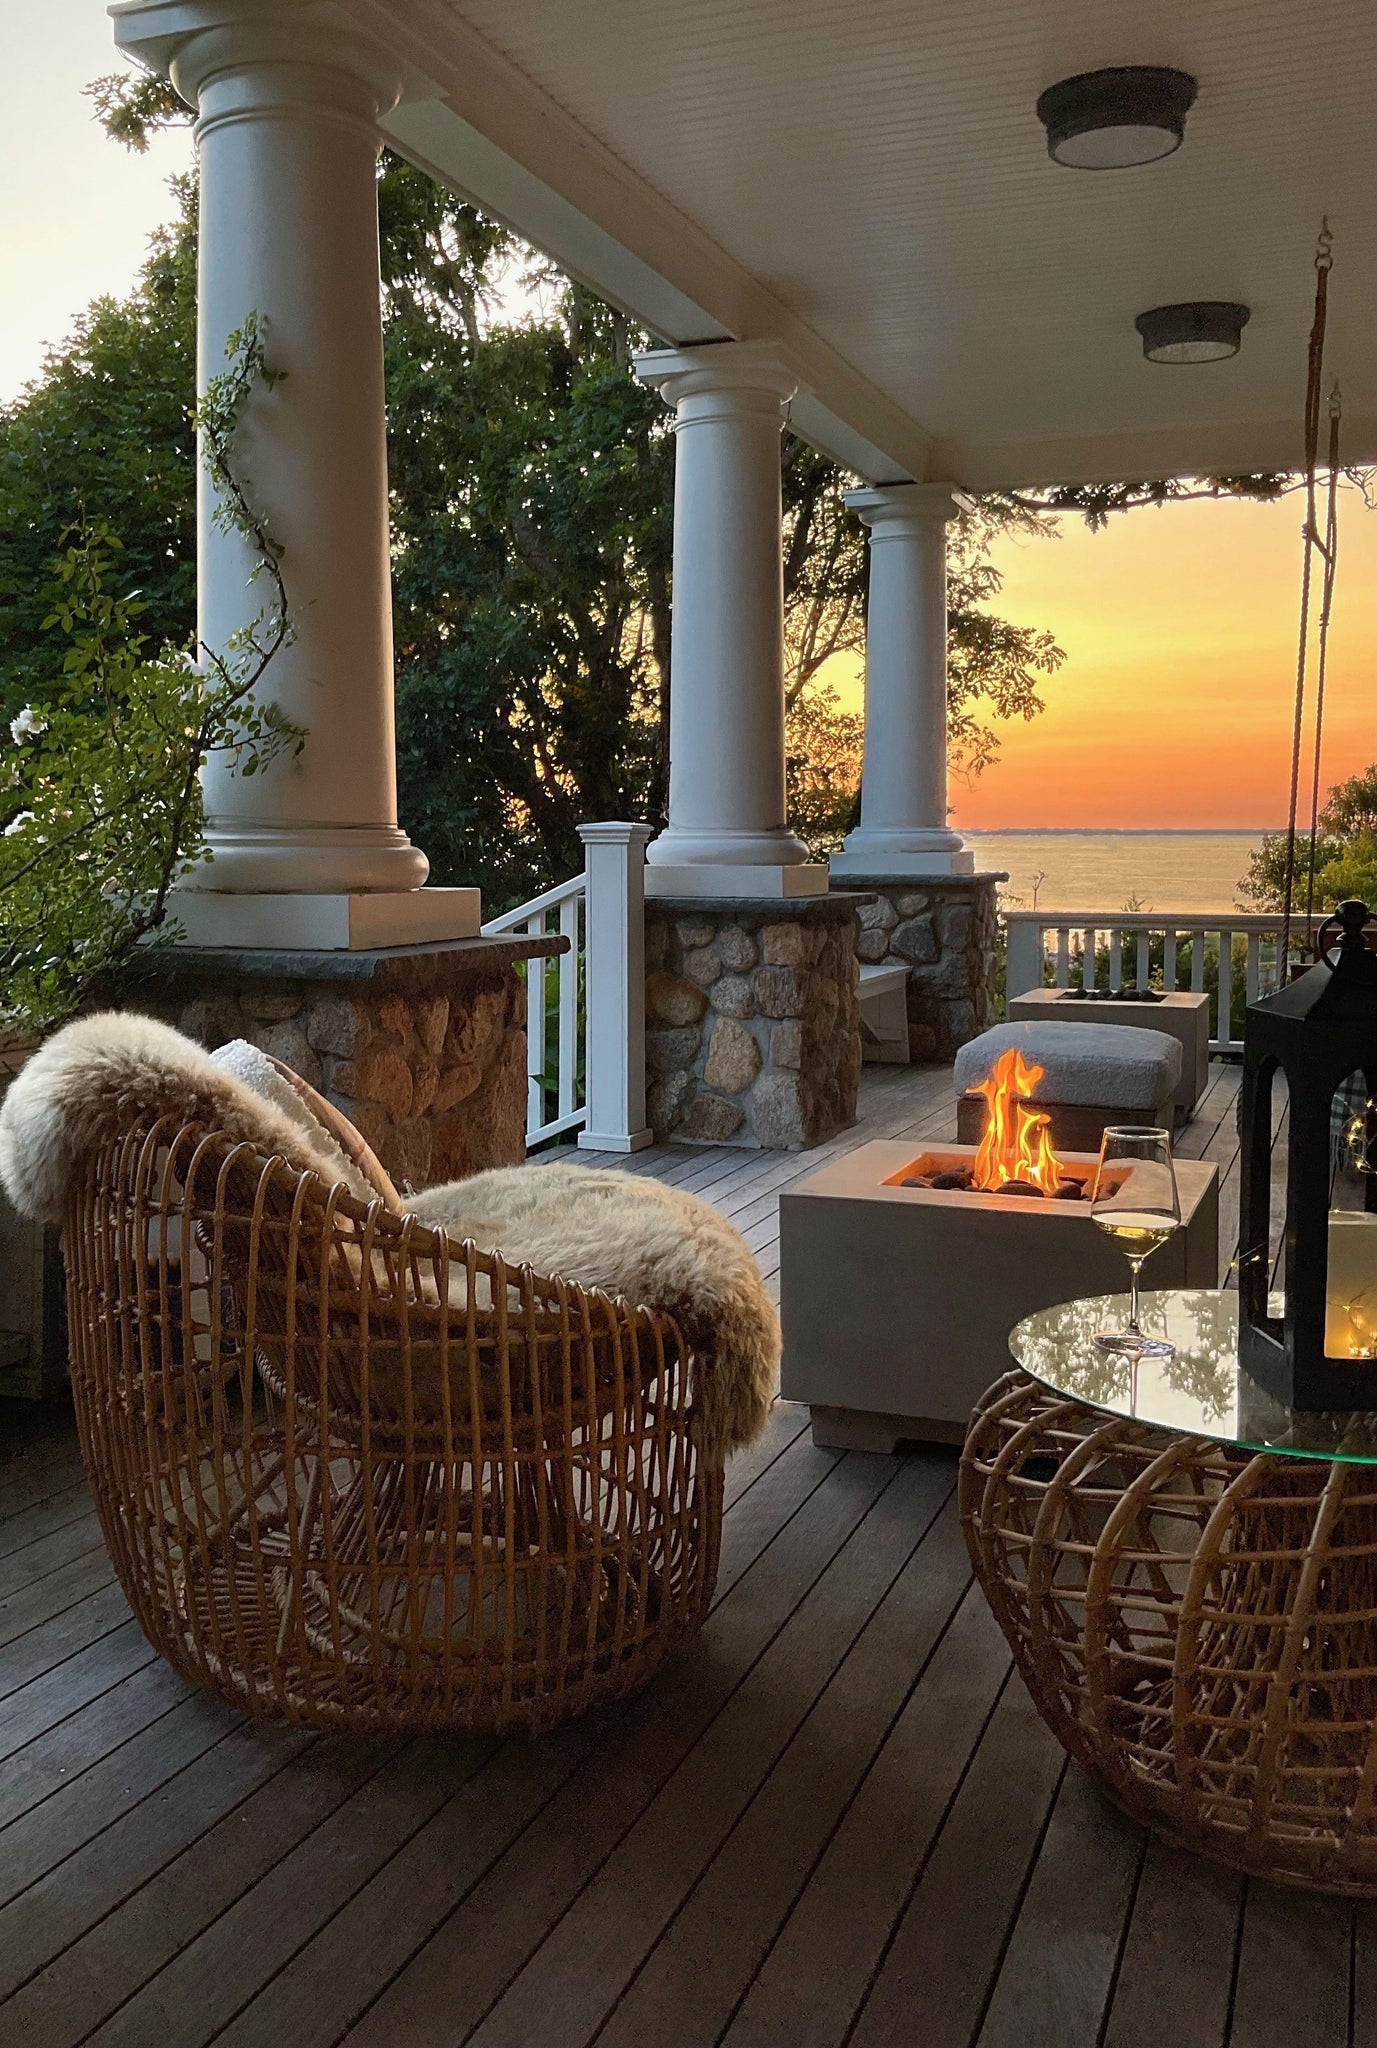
[1009, 1289, 1377, 1465]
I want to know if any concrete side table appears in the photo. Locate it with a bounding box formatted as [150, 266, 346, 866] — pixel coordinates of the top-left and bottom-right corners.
[1007, 987, 1210, 1121]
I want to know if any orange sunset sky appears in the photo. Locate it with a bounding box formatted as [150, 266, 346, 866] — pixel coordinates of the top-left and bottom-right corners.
[922, 491, 1373, 831]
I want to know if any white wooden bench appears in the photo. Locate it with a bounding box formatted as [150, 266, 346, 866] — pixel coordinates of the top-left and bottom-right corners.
[858, 963, 910, 1063]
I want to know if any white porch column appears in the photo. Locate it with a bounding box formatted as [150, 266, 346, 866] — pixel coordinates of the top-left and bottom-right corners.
[830, 483, 975, 879]
[112, 1, 476, 948]
[634, 342, 827, 899]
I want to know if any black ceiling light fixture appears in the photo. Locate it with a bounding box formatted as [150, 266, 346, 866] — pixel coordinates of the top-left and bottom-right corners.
[1036, 66, 1197, 169]
[1135, 301, 1250, 364]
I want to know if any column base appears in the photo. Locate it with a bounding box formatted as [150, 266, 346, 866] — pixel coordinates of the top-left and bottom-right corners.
[578, 1126, 654, 1154]
[830, 846, 974, 878]
[644, 863, 829, 901]
[167, 887, 482, 952]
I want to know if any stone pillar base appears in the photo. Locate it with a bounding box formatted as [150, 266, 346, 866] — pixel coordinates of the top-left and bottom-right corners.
[130, 934, 563, 1190]
[644, 896, 866, 1151]
[831, 873, 1005, 1062]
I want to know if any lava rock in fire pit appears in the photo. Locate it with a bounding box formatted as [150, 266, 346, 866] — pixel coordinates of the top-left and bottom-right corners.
[900, 1175, 934, 1188]
[931, 1170, 974, 1190]
[1053, 1180, 1085, 1201]
[997, 1179, 1045, 1198]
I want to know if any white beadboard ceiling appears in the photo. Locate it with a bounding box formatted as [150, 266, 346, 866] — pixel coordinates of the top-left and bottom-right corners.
[345, 0, 1377, 485]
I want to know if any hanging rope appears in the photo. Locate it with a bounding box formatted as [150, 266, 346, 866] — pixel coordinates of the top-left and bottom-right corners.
[1303, 380, 1342, 927]
[1280, 220, 1339, 973]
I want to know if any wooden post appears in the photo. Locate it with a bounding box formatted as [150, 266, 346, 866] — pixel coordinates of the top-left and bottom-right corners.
[577, 823, 654, 1152]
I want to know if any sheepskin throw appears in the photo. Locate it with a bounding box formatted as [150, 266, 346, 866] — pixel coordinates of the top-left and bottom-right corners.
[210, 1038, 403, 1211]
[0, 1011, 381, 1223]
[410, 1164, 779, 1459]
[0, 1013, 780, 1459]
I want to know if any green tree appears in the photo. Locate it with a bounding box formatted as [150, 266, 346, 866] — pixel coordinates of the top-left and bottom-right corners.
[1237, 763, 1377, 911]
[0, 182, 197, 718]
[0, 326, 300, 1034]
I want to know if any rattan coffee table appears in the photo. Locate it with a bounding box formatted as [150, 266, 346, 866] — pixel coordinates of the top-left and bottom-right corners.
[961, 1289, 1377, 1895]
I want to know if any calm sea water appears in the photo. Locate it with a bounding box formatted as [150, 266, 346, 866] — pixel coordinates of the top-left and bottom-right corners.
[964, 831, 1272, 915]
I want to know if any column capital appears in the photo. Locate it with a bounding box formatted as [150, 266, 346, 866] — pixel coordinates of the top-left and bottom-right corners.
[634, 340, 798, 417]
[845, 482, 975, 534]
[110, 0, 434, 117]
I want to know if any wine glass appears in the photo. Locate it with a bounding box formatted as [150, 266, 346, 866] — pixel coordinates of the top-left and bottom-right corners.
[1090, 1126, 1181, 1360]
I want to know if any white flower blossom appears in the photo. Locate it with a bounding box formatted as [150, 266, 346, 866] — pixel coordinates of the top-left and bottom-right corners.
[9, 707, 46, 743]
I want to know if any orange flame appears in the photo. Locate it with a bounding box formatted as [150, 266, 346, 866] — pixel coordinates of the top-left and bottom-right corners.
[971, 1046, 1066, 1196]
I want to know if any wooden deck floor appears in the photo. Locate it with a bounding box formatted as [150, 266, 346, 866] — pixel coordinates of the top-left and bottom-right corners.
[3, 1058, 1355, 2048]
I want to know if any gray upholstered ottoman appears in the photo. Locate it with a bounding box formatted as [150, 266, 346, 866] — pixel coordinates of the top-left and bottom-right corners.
[954, 1021, 1182, 1152]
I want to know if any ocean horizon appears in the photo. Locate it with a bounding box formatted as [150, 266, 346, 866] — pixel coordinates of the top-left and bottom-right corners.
[963, 829, 1271, 914]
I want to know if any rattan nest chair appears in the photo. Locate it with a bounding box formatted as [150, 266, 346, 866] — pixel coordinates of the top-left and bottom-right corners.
[64, 1110, 723, 1736]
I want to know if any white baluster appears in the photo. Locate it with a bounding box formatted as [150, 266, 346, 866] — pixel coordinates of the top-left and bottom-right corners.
[1055, 928, 1070, 988]
[526, 908, 547, 1133]
[558, 890, 580, 1123]
[1164, 929, 1178, 992]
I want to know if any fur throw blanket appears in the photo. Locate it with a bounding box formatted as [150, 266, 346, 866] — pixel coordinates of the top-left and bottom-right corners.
[0, 1013, 779, 1460]
[0, 1012, 378, 1219]
[410, 1165, 779, 1459]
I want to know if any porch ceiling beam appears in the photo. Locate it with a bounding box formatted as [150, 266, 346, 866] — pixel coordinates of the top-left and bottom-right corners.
[934, 412, 1377, 492]
[340, 0, 929, 486]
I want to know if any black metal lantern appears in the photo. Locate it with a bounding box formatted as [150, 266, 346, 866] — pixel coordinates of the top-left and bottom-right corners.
[1240, 901, 1377, 1409]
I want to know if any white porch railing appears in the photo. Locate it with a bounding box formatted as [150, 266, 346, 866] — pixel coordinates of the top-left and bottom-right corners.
[481, 821, 653, 1153]
[1004, 910, 1327, 1056]
[483, 870, 587, 1146]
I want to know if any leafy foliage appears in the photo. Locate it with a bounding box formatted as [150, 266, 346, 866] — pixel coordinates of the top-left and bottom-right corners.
[1237, 763, 1377, 913]
[381, 181, 674, 903]
[0, 331, 299, 1034]
[0, 180, 197, 719]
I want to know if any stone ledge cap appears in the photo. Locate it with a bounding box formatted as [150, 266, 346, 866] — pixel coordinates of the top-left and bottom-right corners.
[130, 931, 564, 986]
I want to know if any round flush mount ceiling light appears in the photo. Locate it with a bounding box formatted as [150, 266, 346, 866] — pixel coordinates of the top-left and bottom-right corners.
[1135, 301, 1250, 364]
[1036, 66, 1197, 169]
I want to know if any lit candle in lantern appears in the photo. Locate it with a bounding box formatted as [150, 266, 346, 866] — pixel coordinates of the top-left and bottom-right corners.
[1326, 1210, 1377, 1359]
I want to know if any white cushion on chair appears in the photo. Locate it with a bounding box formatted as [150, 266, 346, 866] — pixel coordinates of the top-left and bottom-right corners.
[954, 1021, 1181, 1110]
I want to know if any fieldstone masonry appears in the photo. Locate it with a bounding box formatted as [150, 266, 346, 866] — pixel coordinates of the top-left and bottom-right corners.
[834, 873, 1003, 1062]
[644, 896, 865, 1150]
[134, 934, 562, 1191]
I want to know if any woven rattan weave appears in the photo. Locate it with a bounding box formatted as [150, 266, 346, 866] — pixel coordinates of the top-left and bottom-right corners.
[962, 1370, 1377, 1895]
[65, 1117, 721, 1735]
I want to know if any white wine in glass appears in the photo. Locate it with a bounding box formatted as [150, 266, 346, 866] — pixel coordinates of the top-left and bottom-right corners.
[1090, 1127, 1181, 1358]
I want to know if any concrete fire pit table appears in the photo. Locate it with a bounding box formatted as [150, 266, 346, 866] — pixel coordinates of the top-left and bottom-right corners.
[1007, 987, 1211, 1123]
[779, 1139, 1217, 1449]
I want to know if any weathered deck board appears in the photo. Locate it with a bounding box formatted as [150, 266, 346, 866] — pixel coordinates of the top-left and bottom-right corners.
[0, 1057, 1344, 2048]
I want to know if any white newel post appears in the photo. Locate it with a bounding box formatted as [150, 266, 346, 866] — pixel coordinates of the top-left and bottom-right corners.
[112, 0, 476, 949]
[577, 823, 653, 1152]
[634, 342, 827, 900]
[830, 484, 975, 879]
